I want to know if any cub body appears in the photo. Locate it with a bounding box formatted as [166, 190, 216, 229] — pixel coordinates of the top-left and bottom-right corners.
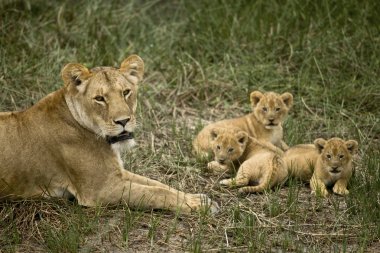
[208, 128, 287, 193]
[283, 144, 319, 182]
[311, 138, 358, 197]
[193, 91, 293, 158]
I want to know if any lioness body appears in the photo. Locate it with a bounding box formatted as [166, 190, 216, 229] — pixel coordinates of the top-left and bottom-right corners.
[193, 91, 293, 158]
[207, 128, 288, 193]
[0, 56, 217, 213]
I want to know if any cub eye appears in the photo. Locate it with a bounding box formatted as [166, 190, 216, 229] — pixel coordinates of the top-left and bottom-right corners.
[228, 148, 234, 153]
[262, 107, 268, 112]
[94, 96, 105, 102]
[326, 154, 332, 159]
[123, 89, 131, 97]
[339, 154, 344, 159]
[275, 107, 281, 112]
[216, 145, 221, 150]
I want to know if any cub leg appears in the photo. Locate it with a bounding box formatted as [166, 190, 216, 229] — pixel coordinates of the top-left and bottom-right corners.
[238, 166, 272, 193]
[332, 179, 349, 196]
[219, 164, 250, 187]
[310, 175, 329, 197]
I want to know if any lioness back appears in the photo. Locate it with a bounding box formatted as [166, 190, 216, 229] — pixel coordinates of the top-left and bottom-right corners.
[193, 91, 293, 157]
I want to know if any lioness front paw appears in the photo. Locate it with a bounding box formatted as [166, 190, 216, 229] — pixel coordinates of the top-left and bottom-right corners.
[184, 193, 219, 214]
[333, 186, 349, 196]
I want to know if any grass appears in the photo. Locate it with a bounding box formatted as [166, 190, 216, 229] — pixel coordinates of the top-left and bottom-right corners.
[1, 0, 379, 252]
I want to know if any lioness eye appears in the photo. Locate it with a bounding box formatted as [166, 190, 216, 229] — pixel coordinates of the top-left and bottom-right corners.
[123, 89, 131, 97]
[228, 148, 234, 153]
[94, 95, 105, 102]
[262, 107, 268, 112]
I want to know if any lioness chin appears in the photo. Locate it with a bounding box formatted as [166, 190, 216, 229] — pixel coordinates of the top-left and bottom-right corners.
[0, 55, 218, 214]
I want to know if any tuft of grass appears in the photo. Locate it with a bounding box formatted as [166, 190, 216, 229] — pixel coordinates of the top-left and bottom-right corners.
[1, 0, 379, 252]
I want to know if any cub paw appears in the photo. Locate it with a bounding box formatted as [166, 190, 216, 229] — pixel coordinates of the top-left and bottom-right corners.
[333, 186, 349, 196]
[311, 188, 329, 197]
[219, 179, 232, 186]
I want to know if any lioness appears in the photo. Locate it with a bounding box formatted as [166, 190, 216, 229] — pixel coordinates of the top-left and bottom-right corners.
[206, 128, 288, 193]
[193, 91, 293, 158]
[0, 55, 217, 214]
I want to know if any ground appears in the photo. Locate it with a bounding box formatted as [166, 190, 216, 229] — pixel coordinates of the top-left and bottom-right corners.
[0, 1, 379, 252]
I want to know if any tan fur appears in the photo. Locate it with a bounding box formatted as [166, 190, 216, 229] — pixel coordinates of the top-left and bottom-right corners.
[208, 128, 287, 193]
[283, 144, 319, 182]
[0, 55, 218, 214]
[192, 91, 293, 158]
[310, 138, 358, 197]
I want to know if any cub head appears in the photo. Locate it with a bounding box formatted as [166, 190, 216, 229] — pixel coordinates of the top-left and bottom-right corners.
[314, 137, 358, 174]
[62, 55, 144, 146]
[250, 91, 293, 129]
[210, 127, 248, 165]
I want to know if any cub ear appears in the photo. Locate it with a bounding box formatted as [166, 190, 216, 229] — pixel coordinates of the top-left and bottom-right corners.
[250, 91, 263, 107]
[345, 140, 358, 154]
[61, 63, 91, 90]
[210, 127, 222, 140]
[235, 131, 248, 146]
[314, 138, 326, 153]
[120, 55, 144, 85]
[280, 92, 293, 109]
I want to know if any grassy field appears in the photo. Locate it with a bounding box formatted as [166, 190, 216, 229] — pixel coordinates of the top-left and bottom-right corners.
[0, 0, 379, 252]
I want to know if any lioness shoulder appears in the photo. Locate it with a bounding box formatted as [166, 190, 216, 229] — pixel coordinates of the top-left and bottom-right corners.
[192, 90, 293, 158]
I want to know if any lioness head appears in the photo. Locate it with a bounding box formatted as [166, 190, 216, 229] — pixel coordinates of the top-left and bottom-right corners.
[314, 137, 358, 174]
[62, 55, 144, 146]
[210, 127, 248, 165]
[250, 91, 293, 129]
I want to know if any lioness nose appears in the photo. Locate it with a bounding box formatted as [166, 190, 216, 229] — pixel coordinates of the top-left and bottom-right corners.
[114, 118, 130, 127]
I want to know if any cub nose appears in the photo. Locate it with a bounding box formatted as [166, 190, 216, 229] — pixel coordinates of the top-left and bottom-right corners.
[218, 158, 226, 164]
[114, 118, 130, 127]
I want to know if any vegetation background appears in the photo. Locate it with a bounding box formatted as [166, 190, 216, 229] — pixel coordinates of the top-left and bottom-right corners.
[0, 0, 379, 252]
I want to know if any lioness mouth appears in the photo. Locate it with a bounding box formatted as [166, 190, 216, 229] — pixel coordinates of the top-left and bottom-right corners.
[106, 131, 134, 144]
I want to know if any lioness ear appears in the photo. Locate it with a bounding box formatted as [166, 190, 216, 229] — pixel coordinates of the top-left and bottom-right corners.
[314, 138, 326, 153]
[235, 131, 248, 146]
[120, 55, 144, 85]
[280, 92, 293, 109]
[250, 91, 263, 107]
[61, 63, 91, 90]
[345, 140, 358, 154]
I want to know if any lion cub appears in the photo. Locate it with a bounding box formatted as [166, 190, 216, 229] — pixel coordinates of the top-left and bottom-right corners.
[207, 127, 288, 193]
[284, 138, 358, 197]
[193, 91, 293, 158]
